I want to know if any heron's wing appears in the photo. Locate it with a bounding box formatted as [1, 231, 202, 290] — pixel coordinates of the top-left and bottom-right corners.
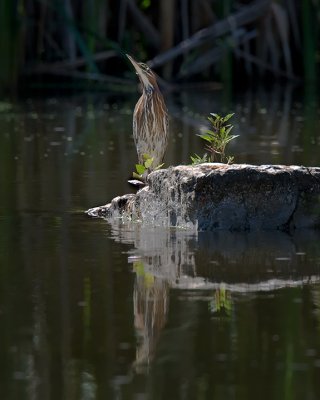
[133, 116, 138, 145]
[133, 96, 144, 147]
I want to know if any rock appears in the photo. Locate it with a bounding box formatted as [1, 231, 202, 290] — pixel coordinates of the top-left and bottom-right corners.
[86, 194, 135, 218]
[86, 164, 320, 231]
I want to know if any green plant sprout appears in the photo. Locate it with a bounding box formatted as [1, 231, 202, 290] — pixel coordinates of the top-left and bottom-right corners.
[190, 153, 208, 165]
[132, 153, 164, 180]
[191, 112, 239, 165]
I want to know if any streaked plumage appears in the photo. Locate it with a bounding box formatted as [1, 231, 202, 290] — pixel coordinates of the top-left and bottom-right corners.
[127, 54, 169, 170]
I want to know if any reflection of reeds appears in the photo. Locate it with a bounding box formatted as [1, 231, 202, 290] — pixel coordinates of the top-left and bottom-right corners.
[312, 286, 320, 332]
[133, 272, 169, 372]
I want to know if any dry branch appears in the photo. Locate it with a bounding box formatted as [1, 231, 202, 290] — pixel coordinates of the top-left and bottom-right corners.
[178, 29, 257, 77]
[148, 0, 271, 68]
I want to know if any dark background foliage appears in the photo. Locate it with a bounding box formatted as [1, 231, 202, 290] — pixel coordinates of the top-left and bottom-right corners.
[1, 0, 319, 92]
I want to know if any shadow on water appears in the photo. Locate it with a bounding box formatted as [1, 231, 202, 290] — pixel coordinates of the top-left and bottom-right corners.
[0, 86, 320, 399]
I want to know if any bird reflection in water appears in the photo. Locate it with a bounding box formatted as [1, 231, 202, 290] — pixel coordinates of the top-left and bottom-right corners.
[132, 260, 169, 372]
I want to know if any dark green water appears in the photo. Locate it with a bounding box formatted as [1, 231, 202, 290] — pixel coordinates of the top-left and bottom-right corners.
[1, 88, 320, 399]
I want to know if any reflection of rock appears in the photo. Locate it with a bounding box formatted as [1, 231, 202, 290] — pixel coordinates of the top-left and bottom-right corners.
[111, 221, 320, 292]
[110, 222, 320, 369]
[194, 230, 320, 287]
[87, 164, 320, 231]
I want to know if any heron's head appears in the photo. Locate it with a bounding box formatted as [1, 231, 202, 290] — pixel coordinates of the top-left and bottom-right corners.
[127, 54, 158, 93]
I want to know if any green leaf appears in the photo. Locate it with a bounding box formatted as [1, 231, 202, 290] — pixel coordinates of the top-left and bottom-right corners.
[142, 153, 151, 161]
[209, 113, 219, 119]
[190, 156, 196, 164]
[223, 113, 234, 122]
[225, 125, 233, 135]
[198, 133, 214, 142]
[135, 164, 146, 175]
[144, 157, 154, 169]
[200, 136, 213, 143]
[190, 154, 199, 163]
[190, 153, 208, 165]
[133, 172, 142, 179]
[229, 134, 239, 141]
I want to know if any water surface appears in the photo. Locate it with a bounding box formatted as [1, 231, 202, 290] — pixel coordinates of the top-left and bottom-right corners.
[0, 87, 320, 399]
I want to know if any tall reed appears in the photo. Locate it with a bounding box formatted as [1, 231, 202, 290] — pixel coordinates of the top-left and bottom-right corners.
[0, 0, 319, 90]
[0, 1, 22, 90]
[302, 0, 317, 83]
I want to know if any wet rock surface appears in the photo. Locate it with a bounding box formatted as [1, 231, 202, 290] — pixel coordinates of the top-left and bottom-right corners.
[86, 164, 320, 231]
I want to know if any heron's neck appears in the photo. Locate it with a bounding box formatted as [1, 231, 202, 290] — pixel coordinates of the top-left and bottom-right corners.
[144, 81, 161, 97]
[143, 84, 154, 96]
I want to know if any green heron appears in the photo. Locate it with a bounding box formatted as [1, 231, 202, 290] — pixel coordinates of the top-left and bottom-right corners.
[127, 54, 169, 171]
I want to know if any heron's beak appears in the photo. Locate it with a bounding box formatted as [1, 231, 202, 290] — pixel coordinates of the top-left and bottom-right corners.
[126, 54, 150, 89]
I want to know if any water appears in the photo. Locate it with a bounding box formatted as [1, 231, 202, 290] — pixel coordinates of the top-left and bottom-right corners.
[0, 87, 320, 399]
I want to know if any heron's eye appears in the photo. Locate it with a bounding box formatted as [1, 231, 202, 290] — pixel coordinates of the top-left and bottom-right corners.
[139, 63, 150, 72]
